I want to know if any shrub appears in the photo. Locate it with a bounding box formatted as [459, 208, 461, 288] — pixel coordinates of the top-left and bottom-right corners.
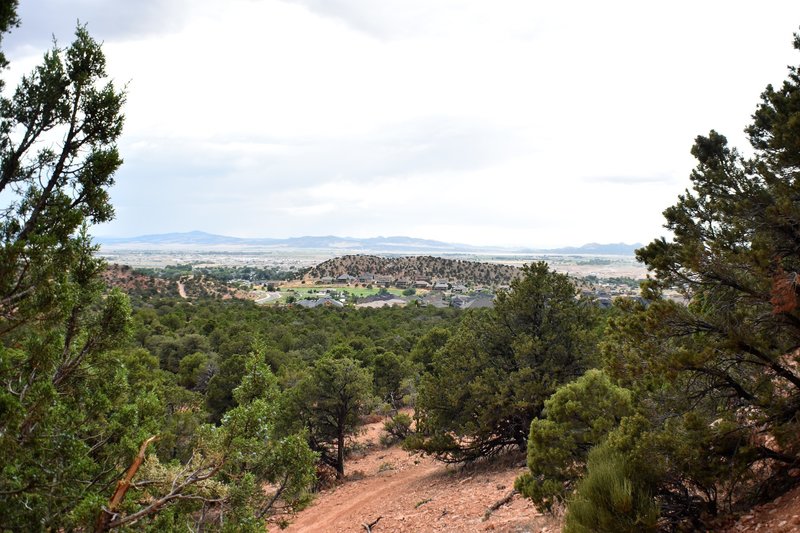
[381, 413, 413, 446]
[564, 444, 659, 533]
[516, 369, 634, 510]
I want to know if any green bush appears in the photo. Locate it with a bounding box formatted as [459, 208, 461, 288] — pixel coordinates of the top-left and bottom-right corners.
[516, 369, 634, 510]
[564, 444, 659, 533]
[381, 413, 413, 446]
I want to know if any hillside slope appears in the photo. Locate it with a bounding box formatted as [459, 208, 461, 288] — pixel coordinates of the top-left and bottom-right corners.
[305, 255, 521, 286]
[101, 264, 180, 297]
[102, 264, 248, 300]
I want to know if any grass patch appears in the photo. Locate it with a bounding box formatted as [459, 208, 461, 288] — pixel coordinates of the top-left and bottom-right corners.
[415, 498, 432, 508]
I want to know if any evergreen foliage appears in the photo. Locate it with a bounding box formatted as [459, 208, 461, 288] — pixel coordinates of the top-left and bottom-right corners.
[518, 28, 800, 530]
[607, 30, 800, 521]
[411, 262, 597, 462]
[0, 21, 141, 529]
[512, 28, 800, 531]
[563, 442, 660, 533]
[281, 354, 374, 478]
[515, 369, 633, 510]
[382, 412, 413, 445]
[0, 25, 125, 337]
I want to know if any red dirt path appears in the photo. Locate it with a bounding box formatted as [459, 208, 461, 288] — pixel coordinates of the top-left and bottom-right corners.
[281, 418, 559, 533]
[277, 417, 800, 532]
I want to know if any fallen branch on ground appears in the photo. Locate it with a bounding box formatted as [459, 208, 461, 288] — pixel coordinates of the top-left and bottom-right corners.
[362, 516, 382, 532]
[483, 489, 517, 521]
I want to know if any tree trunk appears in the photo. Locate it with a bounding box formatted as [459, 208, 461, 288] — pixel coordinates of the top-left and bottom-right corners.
[337, 428, 345, 478]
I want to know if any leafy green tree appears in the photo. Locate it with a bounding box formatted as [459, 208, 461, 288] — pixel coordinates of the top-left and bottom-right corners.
[206, 352, 249, 422]
[600, 299, 790, 526]
[412, 262, 597, 462]
[0, 25, 125, 336]
[0, 19, 143, 528]
[372, 350, 413, 407]
[0, 1, 18, 88]
[216, 352, 316, 523]
[94, 351, 316, 531]
[177, 350, 218, 392]
[410, 326, 451, 371]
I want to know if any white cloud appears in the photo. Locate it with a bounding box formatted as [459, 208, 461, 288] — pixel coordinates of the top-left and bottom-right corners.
[5, 0, 800, 246]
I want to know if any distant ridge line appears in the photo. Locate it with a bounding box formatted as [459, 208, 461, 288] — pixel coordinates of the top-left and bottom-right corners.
[96, 231, 641, 255]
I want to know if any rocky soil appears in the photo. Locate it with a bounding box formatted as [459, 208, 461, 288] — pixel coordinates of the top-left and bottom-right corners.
[722, 483, 800, 533]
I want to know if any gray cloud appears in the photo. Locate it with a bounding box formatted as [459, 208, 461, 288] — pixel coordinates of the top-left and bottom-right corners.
[6, 0, 192, 55]
[104, 114, 526, 238]
[273, 116, 523, 182]
[283, 0, 441, 40]
[282, 0, 550, 43]
[582, 175, 677, 186]
[118, 115, 524, 193]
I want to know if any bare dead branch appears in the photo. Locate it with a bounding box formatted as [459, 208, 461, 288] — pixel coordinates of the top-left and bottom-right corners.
[362, 516, 382, 532]
[104, 461, 223, 530]
[95, 435, 158, 532]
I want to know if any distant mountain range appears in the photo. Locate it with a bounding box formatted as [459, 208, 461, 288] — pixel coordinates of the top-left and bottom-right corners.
[541, 242, 643, 255]
[97, 231, 642, 256]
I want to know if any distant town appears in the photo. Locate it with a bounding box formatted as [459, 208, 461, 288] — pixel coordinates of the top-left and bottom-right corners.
[97, 232, 668, 309]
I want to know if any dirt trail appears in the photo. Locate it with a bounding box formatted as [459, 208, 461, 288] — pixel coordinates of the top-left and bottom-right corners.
[281, 419, 559, 533]
[177, 281, 187, 298]
[287, 453, 440, 532]
[279, 417, 800, 532]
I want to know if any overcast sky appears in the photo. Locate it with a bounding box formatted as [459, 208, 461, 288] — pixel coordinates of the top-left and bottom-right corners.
[5, 1, 800, 247]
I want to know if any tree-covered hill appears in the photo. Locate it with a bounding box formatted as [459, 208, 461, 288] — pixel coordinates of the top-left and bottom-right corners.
[305, 254, 521, 286]
[102, 264, 180, 298]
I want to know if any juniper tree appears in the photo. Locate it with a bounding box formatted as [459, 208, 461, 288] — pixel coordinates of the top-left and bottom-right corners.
[281, 354, 374, 477]
[411, 262, 597, 462]
[592, 29, 800, 526]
